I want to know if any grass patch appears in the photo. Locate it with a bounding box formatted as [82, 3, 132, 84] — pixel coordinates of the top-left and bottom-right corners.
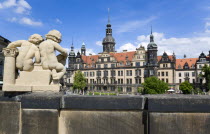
[88, 92, 117, 96]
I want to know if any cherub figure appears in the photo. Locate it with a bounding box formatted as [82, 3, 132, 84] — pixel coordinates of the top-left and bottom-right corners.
[7, 34, 43, 71]
[39, 30, 67, 81]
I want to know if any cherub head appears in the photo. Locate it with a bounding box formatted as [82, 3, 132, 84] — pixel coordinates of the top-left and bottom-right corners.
[28, 34, 44, 45]
[45, 30, 62, 43]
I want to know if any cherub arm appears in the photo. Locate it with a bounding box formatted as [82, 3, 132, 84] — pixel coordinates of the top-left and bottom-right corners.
[53, 42, 68, 56]
[7, 40, 26, 48]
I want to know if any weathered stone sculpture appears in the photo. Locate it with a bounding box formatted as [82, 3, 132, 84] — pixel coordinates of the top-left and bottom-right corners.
[3, 30, 67, 92]
[39, 30, 67, 83]
[7, 34, 43, 71]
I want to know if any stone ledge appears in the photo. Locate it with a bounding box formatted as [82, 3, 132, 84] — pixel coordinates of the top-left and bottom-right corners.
[62, 95, 145, 110]
[20, 92, 63, 109]
[1, 93, 210, 112]
[145, 94, 210, 112]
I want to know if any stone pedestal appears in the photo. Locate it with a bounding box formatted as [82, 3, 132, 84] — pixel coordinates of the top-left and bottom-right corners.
[3, 53, 60, 92]
[2, 48, 18, 91]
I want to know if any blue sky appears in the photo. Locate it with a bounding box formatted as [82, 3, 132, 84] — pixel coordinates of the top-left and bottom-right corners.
[1, 0, 210, 58]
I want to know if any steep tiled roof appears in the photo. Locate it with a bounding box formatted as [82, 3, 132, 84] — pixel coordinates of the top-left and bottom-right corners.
[110, 51, 136, 64]
[176, 58, 198, 69]
[81, 55, 99, 65]
[81, 51, 136, 66]
[157, 55, 174, 62]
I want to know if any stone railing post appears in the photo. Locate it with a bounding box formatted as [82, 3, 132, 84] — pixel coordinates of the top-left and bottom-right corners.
[3, 48, 18, 86]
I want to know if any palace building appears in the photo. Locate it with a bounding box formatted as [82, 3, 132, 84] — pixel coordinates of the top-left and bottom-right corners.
[64, 16, 209, 93]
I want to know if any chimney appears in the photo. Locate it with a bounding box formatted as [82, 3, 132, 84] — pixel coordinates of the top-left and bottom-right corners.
[89, 53, 92, 56]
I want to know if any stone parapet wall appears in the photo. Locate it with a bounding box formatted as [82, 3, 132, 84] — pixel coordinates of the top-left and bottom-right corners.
[0, 93, 210, 134]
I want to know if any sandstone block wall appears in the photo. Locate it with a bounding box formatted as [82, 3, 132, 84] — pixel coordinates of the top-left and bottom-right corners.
[0, 93, 210, 134]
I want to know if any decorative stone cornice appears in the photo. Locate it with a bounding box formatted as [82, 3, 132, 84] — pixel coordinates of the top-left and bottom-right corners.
[3, 48, 18, 57]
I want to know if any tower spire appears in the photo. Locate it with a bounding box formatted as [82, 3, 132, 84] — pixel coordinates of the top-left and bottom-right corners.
[151, 25, 153, 34]
[108, 8, 110, 24]
[102, 8, 115, 53]
[150, 26, 154, 42]
[71, 37, 74, 50]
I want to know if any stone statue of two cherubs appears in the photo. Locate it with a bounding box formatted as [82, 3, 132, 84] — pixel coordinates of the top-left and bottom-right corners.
[3, 30, 67, 92]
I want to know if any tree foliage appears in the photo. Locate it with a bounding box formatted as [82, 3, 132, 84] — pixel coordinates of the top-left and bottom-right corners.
[179, 81, 193, 94]
[142, 76, 169, 94]
[201, 64, 210, 91]
[73, 70, 87, 91]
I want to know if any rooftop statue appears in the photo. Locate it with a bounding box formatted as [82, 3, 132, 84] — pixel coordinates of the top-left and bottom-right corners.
[3, 30, 67, 92]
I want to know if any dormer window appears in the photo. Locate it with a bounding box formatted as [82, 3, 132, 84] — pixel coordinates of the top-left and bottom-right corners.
[184, 63, 189, 69]
[126, 61, 131, 66]
[119, 62, 123, 66]
[76, 59, 80, 62]
[200, 58, 206, 62]
[178, 65, 181, 69]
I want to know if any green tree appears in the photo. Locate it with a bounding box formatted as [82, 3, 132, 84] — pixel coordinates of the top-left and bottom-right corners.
[201, 64, 210, 91]
[137, 87, 143, 94]
[73, 70, 87, 95]
[142, 76, 168, 94]
[179, 81, 193, 94]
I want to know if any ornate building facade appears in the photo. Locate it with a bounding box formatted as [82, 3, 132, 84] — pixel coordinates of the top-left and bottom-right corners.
[64, 17, 209, 93]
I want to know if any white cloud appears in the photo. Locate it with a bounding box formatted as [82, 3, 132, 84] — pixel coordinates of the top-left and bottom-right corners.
[134, 32, 210, 58]
[2, 0, 42, 27]
[7, 17, 17, 22]
[0, 0, 31, 14]
[115, 16, 157, 33]
[117, 43, 137, 52]
[86, 49, 96, 55]
[55, 18, 62, 24]
[205, 22, 210, 28]
[0, 0, 16, 8]
[19, 17, 42, 26]
[18, 0, 30, 9]
[95, 41, 102, 46]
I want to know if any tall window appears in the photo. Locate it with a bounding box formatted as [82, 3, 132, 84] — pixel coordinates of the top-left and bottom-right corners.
[111, 64, 115, 68]
[118, 70, 123, 76]
[136, 62, 140, 67]
[135, 70, 141, 76]
[184, 72, 189, 77]
[126, 70, 132, 76]
[192, 72, 195, 77]
[104, 71, 108, 77]
[126, 79, 132, 84]
[104, 64, 108, 68]
[111, 70, 116, 76]
[126, 87, 132, 92]
[97, 71, 101, 76]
